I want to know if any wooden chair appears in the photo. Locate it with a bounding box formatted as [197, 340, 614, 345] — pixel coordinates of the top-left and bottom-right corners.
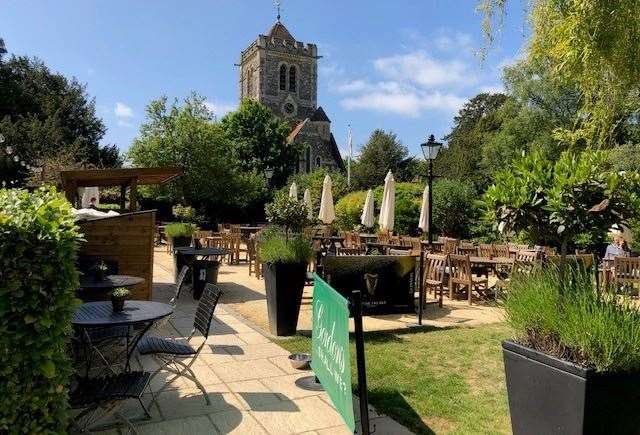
[378, 230, 391, 244]
[613, 257, 640, 290]
[478, 244, 494, 258]
[248, 237, 263, 278]
[423, 253, 447, 307]
[448, 254, 489, 305]
[407, 237, 422, 256]
[457, 242, 478, 256]
[193, 230, 212, 249]
[337, 247, 362, 256]
[493, 244, 510, 259]
[443, 238, 459, 255]
[351, 232, 362, 250]
[388, 248, 412, 256]
[495, 251, 541, 299]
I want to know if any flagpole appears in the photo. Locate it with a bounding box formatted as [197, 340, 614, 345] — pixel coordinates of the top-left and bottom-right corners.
[347, 124, 352, 187]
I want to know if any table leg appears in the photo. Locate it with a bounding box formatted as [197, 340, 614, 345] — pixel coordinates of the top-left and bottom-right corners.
[125, 322, 154, 372]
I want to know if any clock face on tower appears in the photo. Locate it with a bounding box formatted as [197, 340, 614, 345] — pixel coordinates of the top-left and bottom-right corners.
[283, 102, 296, 115]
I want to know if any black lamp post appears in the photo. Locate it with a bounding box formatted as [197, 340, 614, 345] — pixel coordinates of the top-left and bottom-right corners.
[420, 134, 443, 244]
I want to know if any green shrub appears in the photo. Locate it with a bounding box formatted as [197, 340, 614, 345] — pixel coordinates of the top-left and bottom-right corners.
[96, 203, 120, 211]
[265, 191, 310, 235]
[165, 222, 196, 238]
[0, 187, 82, 432]
[506, 267, 640, 372]
[259, 228, 313, 264]
[431, 179, 477, 238]
[281, 168, 349, 218]
[172, 204, 197, 223]
[335, 190, 368, 230]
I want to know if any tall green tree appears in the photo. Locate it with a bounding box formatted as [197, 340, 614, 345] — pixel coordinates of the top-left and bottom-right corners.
[351, 129, 410, 190]
[0, 41, 120, 186]
[435, 92, 508, 189]
[221, 99, 298, 188]
[127, 94, 265, 221]
[480, 0, 640, 147]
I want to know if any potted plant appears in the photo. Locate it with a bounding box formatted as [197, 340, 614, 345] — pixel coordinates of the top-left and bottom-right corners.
[110, 287, 130, 312]
[93, 260, 108, 281]
[166, 222, 196, 248]
[262, 193, 313, 336]
[502, 267, 640, 434]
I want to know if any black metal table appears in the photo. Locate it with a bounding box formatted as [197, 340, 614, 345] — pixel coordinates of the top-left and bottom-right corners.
[78, 275, 145, 302]
[73, 301, 173, 372]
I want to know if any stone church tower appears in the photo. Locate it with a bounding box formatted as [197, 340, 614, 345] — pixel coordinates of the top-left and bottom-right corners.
[239, 18, 345, 173]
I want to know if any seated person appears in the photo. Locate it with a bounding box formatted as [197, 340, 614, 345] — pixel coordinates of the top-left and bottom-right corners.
[605, 233, 630, 259]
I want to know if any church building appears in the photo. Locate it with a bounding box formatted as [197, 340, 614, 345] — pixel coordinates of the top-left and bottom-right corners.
[238, 18, 345, 173]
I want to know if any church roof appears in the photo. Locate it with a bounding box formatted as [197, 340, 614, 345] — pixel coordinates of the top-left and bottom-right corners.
[286, 118, 309, 144]
[328, 133, 346, 172]
[310, 106, 331, 122]
[266, 22, 296, 43]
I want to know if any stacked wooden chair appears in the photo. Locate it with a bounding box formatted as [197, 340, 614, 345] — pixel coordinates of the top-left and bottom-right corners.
[448, 254, 489, 305]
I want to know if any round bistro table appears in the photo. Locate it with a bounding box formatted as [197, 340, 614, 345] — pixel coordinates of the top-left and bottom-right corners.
[73, 301, 173, 372]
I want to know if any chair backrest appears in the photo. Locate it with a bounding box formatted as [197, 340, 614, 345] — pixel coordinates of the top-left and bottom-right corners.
[509, 243, 530, 252]
[493, 244, 510, 259]
[448, 254, 472, 282]
[424, 253, 447, 284]
[457, 243, 478, 256]
[230, 224, 242, 234]
[443, 238, 459, 255]
[351, 232, 361, 248]
[388, 248, 411, 256]
[478, 244, 494, 258]
[193, 284, 223, 338]
[171, 266, 190, 307]
[378, 230, 390, 244]
[193, 230, 212, 249]
[515, 250, 539, 263]
[337, 247, 361, 256]
[614, 257, 640, 284]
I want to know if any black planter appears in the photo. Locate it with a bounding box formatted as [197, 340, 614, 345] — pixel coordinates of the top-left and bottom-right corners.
[503, 340, 640, 434]
[111, 296, 125, 312]
[172, 236, 192, 249]
[192, 260, 220, 300]
[263, 262, 307, 336]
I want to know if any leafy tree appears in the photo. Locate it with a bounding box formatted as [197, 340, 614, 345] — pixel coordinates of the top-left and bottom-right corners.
[0, 44, 120, 186]
[481, 149, 640, 269]
[351, 129, 409, 190]
[435, 93, 508, 188]
[480, 0, 640, 146]
[265, 191, 310, 237]
[221, 99, 298, 188]
[431, 179, 477, 238]
[127, 94, 265, 222]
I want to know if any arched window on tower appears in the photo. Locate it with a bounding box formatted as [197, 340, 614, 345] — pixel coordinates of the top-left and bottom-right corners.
[289, 65, 297, 92]
[279, 65, 287, 91]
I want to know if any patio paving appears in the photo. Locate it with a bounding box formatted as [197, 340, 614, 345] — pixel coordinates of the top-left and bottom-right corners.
[99, 247, 414, 434]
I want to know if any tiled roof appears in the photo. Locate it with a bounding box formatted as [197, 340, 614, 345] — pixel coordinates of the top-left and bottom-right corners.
[328, 133, 346, 172]
[266, 22, 296, 43]
[310, 106, 331, 122]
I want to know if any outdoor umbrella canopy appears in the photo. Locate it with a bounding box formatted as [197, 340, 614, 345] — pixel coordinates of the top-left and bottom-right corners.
[289, 181, 298, 200]
[361, 189, 375, 228]
[303, 188, 314, 220]
[378, 171, 395, 232]
[318, 174, 336, 224]
[418, 184, 429, 232]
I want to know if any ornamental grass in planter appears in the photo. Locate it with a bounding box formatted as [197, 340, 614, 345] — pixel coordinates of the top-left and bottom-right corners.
[503, 267, 640, 434]
[165, 222, 196, 248]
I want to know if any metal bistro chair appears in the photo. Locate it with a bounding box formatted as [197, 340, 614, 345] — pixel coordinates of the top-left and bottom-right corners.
[423, 253, 447, 307]
[448, 254, 489, 305]
[137, 284, 223, 405]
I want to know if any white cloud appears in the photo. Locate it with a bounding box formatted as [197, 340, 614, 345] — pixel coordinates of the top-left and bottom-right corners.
[114, 102, 134, 118]
[204, 100, 237, 118]
[117, 119, 134, 128]
[373, 50, 473, 88]
[341, 88, 464, 117]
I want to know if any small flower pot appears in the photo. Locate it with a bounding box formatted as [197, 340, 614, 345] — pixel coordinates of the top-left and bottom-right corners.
[111, 295, 126, 312]
[94, 269, 106, 282]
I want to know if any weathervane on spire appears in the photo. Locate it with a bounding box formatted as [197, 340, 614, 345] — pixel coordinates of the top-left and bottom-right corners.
[274, 0, 282, 22]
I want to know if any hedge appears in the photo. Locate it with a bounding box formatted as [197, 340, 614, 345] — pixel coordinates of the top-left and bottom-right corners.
[335, 179, 477, 237]
[0, 188, 82, 433]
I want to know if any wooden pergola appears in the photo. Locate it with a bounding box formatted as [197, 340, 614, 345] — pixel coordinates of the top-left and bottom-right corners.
[61, 167, 182, 211]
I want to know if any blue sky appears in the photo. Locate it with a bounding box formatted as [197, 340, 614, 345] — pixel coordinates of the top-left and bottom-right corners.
[1, 0, 528, 158]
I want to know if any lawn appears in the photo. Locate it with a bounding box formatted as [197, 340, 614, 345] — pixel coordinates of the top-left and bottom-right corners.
[276, 323, 512, 435]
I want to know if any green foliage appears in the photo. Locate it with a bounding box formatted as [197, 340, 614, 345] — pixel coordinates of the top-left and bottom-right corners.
[0, 187, 82, 432]
[164, 222, 196, 238]
[0, 50, 120, 187]
[281, 168, 349, 218]
[259, 230, 313, 264]
[172, 204, 197, 223]
[96, 203, 120, 211]
[127, 94, 266, 220]
[351, 130, 410, 190]
[435, 93, 509, 189]
[480, 0, 640, 146]
[221, 99, 299, 188]
[506, 267, 640, 372]
[335, 190, 368, 231]
[431, 179, 477, 238]
[608, 143, 640, 173]
[111, 287, 130, 298]
[265, 191, 310, 235]
[482, 149, 640, 248]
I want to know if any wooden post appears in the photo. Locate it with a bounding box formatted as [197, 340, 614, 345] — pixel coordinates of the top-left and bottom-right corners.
[129, 177, 138, 212]
[64, 180, 77, 207]
[119, 184, 127, 212]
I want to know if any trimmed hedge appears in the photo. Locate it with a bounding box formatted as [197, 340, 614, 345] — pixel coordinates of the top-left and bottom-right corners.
[0, 188, 82, 433]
